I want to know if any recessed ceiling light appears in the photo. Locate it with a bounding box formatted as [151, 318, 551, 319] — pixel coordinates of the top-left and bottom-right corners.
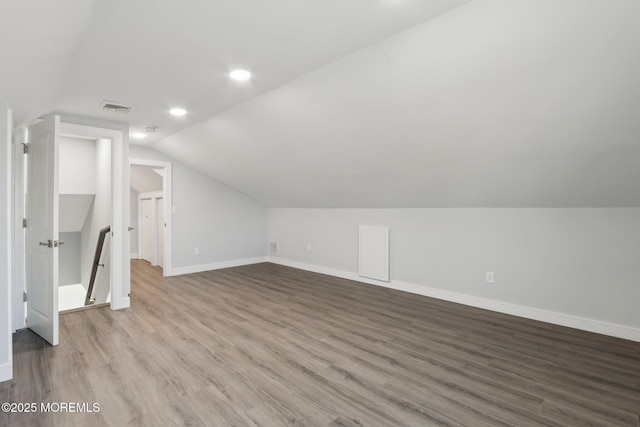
[132, 132, 148, 139]
[170, 108, 187, 117]
[230, 69, 252, 81]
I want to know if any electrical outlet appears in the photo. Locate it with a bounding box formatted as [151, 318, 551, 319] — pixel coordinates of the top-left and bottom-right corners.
[269, 241, 278, 256]
[194, 247, 200, 255]
[486, 272, 494, 283]
[306, 243, 312, 252]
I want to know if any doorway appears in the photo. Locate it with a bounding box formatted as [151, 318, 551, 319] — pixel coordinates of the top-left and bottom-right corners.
[129, 159, 172, 275]
[13, 117, 130, 345]
[58, 135, 112, 312]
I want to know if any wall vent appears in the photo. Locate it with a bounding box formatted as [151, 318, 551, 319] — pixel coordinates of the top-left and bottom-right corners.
[269, 241, 278, 256]
[100, 100, 133, 114]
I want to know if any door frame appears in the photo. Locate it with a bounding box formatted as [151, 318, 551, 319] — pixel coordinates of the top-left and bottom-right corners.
[60, 123, 129, 311]
[12, 121, 129, 329]
[12, 126, 26, 332]
[130, 159, 173, 276]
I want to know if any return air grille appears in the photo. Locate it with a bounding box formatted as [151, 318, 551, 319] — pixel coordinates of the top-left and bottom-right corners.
[100, 100, 133, 114]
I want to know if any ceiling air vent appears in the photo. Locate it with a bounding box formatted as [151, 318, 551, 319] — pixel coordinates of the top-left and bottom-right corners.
[100, 100, 133, 114]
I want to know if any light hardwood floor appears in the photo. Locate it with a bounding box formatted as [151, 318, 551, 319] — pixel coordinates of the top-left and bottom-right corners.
[1, 260, 639, 426]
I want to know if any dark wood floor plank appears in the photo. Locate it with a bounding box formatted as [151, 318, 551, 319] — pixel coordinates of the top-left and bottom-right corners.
[384, 377, 556, 427]
[539, 400, 630, 427]
[461, 359, 639, 425]
[2, 260, 639, 426]
[319, 366, 468, 427]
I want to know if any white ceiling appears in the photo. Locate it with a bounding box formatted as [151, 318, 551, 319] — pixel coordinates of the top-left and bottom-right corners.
[2, 0, 640, 207]
[130, 165, 163, 194]
[2, 0, 469, 136]
[0, 0, 95, 123]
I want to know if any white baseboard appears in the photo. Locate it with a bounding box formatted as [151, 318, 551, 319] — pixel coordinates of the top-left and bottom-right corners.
[130, 253, 139, 259]
[168, 256, 269, 277]
[0, 362, 12, 382]
[111, 296, 130, 311]
[268, 257, 640, 343]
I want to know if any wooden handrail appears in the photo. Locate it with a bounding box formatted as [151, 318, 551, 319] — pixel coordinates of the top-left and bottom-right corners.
[85, 226, 110, 306]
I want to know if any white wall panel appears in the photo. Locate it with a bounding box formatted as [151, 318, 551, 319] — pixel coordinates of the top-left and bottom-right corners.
[358, 226, 389, 282]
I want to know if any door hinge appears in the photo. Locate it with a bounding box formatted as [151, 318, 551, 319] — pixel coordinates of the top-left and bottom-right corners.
[23, 218, 28, 228]
[23, 291, 27, 302]
[22, 143, 29, 154]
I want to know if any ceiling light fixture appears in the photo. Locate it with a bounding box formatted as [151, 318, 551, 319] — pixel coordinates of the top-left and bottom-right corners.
[132, 132, 148, 139]
[230, 69, 252, 81]
[170, 108, 187, 117]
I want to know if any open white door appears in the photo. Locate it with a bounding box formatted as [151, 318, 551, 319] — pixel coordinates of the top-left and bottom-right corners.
[25, 115, 59, 346]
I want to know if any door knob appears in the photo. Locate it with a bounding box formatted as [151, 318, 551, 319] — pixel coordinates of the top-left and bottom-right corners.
[38, 240, 63, 248]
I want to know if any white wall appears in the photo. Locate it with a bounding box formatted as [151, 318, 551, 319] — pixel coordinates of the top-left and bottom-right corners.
[130, 146, 267, 274]
[59, 232, 81, 286]
[59, 136, 96, 194]
[268, 208, 640, 341]
[0, 100, 12, 381]
[58, 137, 96, 291]
[58, 113, 130, 308]
[130, 188, 139, 257]
[80, 139, 111, 290]
[59, 194, 94, 233]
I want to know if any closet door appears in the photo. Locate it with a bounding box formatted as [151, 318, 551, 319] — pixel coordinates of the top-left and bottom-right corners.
[140, 198, 155, 264]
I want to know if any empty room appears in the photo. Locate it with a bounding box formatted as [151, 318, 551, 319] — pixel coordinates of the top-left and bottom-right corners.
[1, 1, 639, 426]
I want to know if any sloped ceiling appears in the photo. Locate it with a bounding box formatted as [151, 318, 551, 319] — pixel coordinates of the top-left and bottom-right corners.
[0, 1, 96, 123]
[155, 0, 640, 207]
[130, 165, 163, 194]
[2, 0, 639, 208]
[2, 0, 469, 136]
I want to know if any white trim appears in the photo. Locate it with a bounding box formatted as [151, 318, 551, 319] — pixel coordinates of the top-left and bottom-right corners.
[2, 103, 13, 380]
[139, 190, 163, 199]
[11, 126, 25, 331]
[168, 257, 268, 277]
[268, 257, 640, 343]
[130, 159, 173, 276]
[130, 253, 139, 259]
[138, 194, 143, 266]
[129, 158, 170, 168]
[0, 362, 12, 382]
[60, 123, 129, 311]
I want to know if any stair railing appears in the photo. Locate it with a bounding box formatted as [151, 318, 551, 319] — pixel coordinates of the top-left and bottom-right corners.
[85, 226, 110, 306]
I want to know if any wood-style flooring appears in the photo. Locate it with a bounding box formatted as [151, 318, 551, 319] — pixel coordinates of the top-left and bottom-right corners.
[1, 260, 639, 426]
